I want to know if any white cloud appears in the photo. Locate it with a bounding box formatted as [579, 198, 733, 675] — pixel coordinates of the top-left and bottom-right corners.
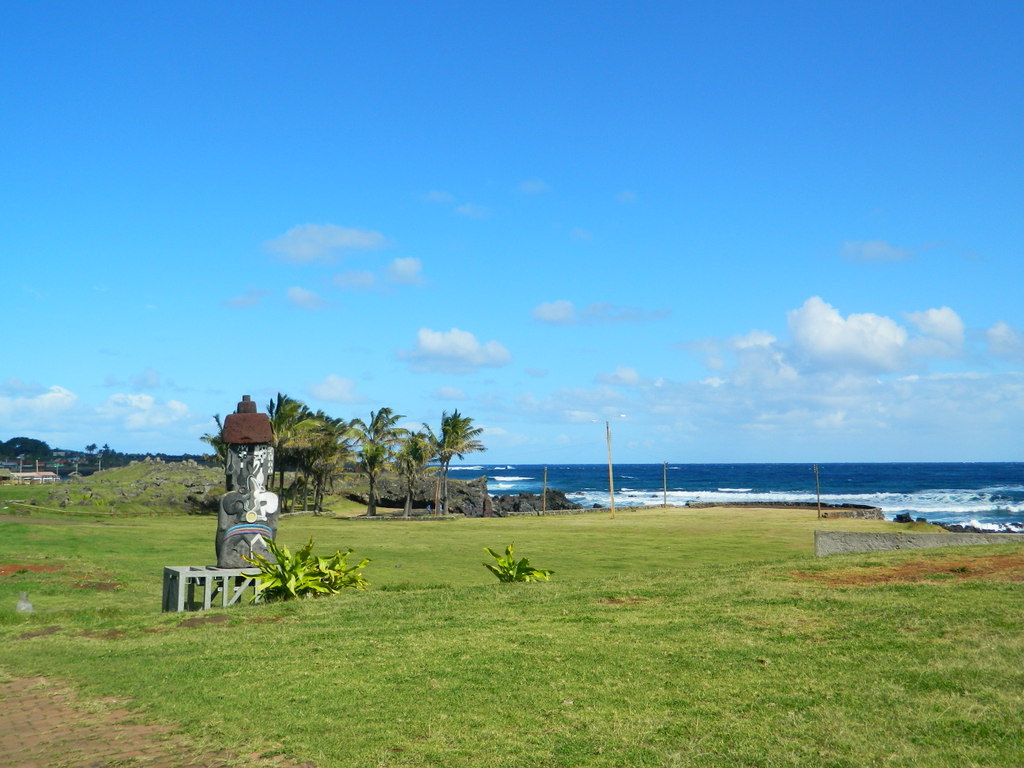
[97, 394, 190, 430]
[333, 271, 376, 290]
[986, 321, 1024, 361]
[532, 300, 669, 325]
[788, 297, 909, 373]
[0, 385, 78, 427]
[532, 300, 576, 324]
[907, 307, 964, 347]
[387, 257, 425, 285]
[264, 224, 387, 263]
[907, 306, 965, 358]
[401, 328, 511, 374]
[286, 286, 327, 310]
[224, 288, 268, 308]
[841, 240, 911, 262]
[434, 386, 467, 400]
[518, 179, 550, 194]
[309, 374, 362, 403]
[597, 366, 642, 386]
[1, 377, 47, 396]
[455, 203, 492, 219]
[129, 368, 161, 392]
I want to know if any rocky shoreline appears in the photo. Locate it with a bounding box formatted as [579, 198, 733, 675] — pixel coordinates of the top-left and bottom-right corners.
[892, 511, 1024, 534]
[685, 501, 884, 519]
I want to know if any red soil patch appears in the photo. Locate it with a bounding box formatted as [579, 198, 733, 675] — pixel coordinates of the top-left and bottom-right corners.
[0, 676, 317, 768]
[178, 613, 232, 628]
[0, 563, 61, 577]
[793, 554, 1024, 587]
[17, 626, 62, 640]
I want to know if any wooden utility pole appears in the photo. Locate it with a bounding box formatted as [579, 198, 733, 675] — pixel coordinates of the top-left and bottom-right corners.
[542, 466, 547, 515]
[663, 461, 668, 507]
[814, 464, 822, 518]
[606, 421, 615, 519]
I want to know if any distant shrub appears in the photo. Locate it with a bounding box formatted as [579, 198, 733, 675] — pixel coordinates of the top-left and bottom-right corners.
[483, 544, 554, 583]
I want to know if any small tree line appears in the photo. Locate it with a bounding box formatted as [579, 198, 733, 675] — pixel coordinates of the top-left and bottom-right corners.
[201, 393, 485, 517]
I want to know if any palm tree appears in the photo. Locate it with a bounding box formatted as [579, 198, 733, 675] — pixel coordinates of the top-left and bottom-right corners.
[395, 430, 435, 518]
[267, 393, 315, 512]
[425, 409, 485, 515]
[199, 415, 228, 471]
[291, 413, 356, 514]
[352, 408, 406, 516]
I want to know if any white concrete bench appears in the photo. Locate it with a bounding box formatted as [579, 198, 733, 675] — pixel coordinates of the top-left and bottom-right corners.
[162, 566, 262, 612]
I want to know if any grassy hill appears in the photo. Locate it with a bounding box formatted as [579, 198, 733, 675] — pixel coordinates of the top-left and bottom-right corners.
[35, 458, 225, 515]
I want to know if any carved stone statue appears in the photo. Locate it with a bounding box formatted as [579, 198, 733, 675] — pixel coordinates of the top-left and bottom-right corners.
[216, 396, 279, 568]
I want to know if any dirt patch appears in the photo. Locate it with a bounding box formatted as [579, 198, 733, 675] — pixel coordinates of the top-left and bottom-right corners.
[793, 554, 1024, 586]
[0, 563, 62, 577]
[178, 613, 232, 628]
[17, 626, 62, 640]
[0, 675, 315, 768]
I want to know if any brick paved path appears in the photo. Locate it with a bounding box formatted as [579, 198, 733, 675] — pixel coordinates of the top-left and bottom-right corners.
[0, 676, 313, 768]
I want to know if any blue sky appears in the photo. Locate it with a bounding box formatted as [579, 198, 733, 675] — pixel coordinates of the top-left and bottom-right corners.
[3, 2, 1022, 463]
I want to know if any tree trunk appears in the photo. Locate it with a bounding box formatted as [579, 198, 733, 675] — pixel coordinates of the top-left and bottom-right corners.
[366, 473, 377, 516]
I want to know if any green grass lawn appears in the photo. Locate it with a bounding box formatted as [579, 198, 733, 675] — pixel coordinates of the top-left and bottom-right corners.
[1, 507, 1022, 767]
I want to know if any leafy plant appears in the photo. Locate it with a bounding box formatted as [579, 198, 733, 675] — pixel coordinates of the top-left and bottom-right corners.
[245, 537, 370, 601]
[483, 543, 554, 583]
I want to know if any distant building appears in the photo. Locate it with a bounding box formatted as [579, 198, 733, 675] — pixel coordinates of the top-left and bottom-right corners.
[11, 471, 59, 485]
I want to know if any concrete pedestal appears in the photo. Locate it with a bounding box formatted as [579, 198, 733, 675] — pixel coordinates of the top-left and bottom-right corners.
[162, 566, 262, 612]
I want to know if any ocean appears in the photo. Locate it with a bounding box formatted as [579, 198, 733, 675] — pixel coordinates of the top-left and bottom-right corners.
[449, 463, 1024, 532]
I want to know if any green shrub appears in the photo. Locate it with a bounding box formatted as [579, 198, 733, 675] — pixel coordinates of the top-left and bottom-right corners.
[245, 537, 370, 601]
[483, 543, 554, 583]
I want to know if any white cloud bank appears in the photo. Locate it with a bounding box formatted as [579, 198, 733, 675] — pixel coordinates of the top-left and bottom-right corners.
[401, 328, 511, 374]
[512, 297, 1023, 461]
[785, 297, 970, 374]
[0, 385, 78, 427]
[97, 394, 190, 430]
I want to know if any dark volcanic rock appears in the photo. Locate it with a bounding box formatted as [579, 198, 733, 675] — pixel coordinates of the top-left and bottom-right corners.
[346, 474, 491, 516]
[344, 474, 584, 517]
[490, 489, 583, 516]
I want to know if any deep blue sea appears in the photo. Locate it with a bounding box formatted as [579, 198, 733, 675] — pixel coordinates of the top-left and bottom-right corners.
[450, 463, 1024, 532]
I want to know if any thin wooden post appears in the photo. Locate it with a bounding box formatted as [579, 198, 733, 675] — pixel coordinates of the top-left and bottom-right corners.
[606, 421, 615, 519]
[542, 466, 547, 515]
[814, 464, 822, 518]
[663, 461, 668, 507]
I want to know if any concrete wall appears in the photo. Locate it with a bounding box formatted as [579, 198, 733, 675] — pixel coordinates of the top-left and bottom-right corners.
[814, 530, 1024, 557]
